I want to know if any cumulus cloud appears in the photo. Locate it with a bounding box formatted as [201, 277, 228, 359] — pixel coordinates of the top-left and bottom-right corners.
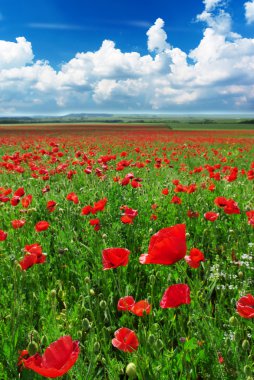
[1, 3, 254, 114]
[0, 37, 34, 69]
[146, 18, 170, 52]
[245, 0, 254, 24]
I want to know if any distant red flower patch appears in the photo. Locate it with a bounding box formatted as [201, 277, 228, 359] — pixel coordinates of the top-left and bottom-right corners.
[102, 248, 130, 270]
[162, 188, 169, 195]
[35, 221, 50, 232]
[112, 328, 139, 353]
[236, 294, 254, 319]
[22, 336, 80, 378]
[160, 284, 191, 308]
[139, 224, 186, 265]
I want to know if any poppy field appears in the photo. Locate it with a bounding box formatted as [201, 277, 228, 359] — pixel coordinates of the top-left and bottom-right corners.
[0, 125, 253, 379]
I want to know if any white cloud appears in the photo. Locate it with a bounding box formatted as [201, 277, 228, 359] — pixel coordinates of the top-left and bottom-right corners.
[1, 5, 254, 115]
[146, 18, 170, 52]
[245, 0, 254, 24]
[203, 0, 223, 12]
[0, 37, 34, 69]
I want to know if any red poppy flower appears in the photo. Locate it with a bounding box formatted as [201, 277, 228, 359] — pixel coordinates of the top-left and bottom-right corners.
[42, 185, 50, 193]
[102, 248, 130, 270]
[0, 230, 7, 241]
[246, 210, 254, 226]
[187, 210, 199, 218]
[162, 188, 169, 195]
[89, 218, 100, 231]
[236, 294, 254, 319]
[14, 187, 25, 197]
[12, 219, 26, 229]
[81, 205, 92, 215]
[47, 200, 57, 213]
[10, 196, 20, 206]
[112, 328, 139, 353]
[204, 212, 219, 222]
[185, 248, 205, 269]
[19, 244, 46, 270]
[66, 192, 79, 204]
[121, 206, 138, 224]
[171, 195, 182, 204]
[117, 296, 135, 311]
[22, 336, 80, 378]
[121, 215, 134, 224]
[221, 199, 240, 215]
[22, 195, 33, 208]
[214, 197, 228, 208]
[91, 198, 107, 214]
[160, 284, 191, 308]
[139, 224, 186, 265]
[130, 300, 151, 317]
[35, 221, 50, 232]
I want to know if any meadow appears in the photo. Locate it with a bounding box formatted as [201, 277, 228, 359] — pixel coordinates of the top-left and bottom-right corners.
[0, 124, 253, 380]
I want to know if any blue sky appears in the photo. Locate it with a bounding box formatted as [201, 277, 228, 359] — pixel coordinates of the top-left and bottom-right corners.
[0, 0, 254, 114]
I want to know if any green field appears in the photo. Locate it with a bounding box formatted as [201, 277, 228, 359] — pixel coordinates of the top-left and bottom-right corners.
[0, 126, 253, 379]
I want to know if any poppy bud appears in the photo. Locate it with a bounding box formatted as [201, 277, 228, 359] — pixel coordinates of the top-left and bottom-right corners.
[82, 318, 91, 331]
[242, 340, 249, 350]
[15, 261, 22, 271]
[238, 271, 243, 278]
[101, 357, 106, 364]
[229, 316, 237, 325]
[90, 289, 95, 296]
[148, 334, 155, 345]
[29, 330, 39, 341]
[77, 330, 83, 339]
[41, 335, 48, 347]
[94, 342, 100, 353]
[70, 285, 76, 293]
[149, 275, 156, 284]
[244, 366, 251, 376]
[99, 300, 107, 309]
[156, 339, 164, 351]
[85, 277, 90, 283]
[126, 363, 137, 378]
[28, 341, 38, 356]
[51, 289, 57, 298]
